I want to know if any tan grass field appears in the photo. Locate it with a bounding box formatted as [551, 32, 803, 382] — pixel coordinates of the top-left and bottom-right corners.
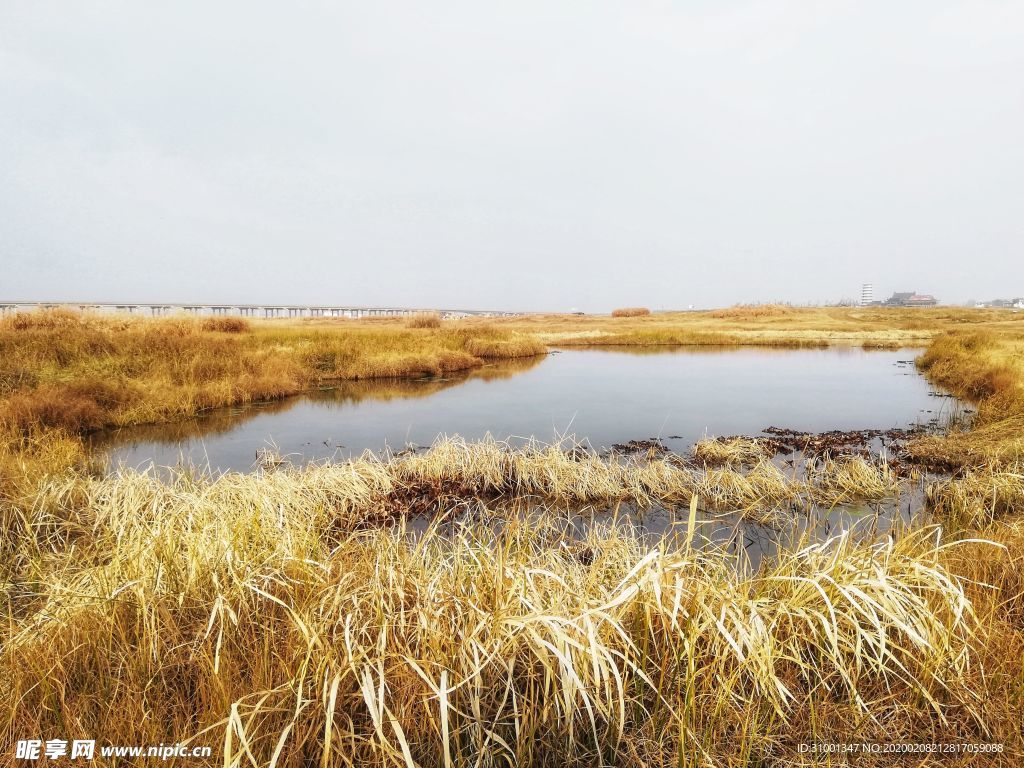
[2, 305, 1024, 765]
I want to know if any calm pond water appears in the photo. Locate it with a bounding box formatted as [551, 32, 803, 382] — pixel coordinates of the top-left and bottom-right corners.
[95, 346, 957, 474]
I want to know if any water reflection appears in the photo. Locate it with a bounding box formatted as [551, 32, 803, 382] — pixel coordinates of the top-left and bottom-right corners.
[403, 486, 931, 571]
[90, 355, 544, 457]
[95, 346, 953, 475]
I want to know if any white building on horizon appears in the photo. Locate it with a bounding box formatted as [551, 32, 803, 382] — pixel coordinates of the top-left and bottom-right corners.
[860, 283, 874, 306]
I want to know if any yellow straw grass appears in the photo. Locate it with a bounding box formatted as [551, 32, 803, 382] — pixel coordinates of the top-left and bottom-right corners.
[4, 507, 987, 765]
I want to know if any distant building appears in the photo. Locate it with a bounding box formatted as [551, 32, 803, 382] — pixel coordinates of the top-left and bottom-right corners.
[860, 283, 874, 306]
[884, 292, 913, 306]
[987, 297, 1024, 308]
[884, 291, 938, 307]
[985, 297, 1024, 309]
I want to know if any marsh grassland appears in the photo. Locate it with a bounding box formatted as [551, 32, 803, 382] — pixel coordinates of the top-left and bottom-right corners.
[2, 307, 1024, 766]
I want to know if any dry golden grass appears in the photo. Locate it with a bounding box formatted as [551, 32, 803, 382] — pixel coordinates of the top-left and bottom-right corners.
[14, 436, 891, 531]
[610, 307, 651, 317]
[806, 456, 902, 506]
[2, 305, 1024, 764]
[936, 518, 1024, 754]
[927, 467, 1024, 528]
[0, 427, 94, 503]
[499, 305, 1024, 348]
[908, 331, 1024, 469]
[3, 480, 994, 765]
[406, 311, 442, 329]
[0, 310, 545, 438]
[709, 303, 795, 319]
[693, 437, 773, 466]
[201, 316, 252, 333]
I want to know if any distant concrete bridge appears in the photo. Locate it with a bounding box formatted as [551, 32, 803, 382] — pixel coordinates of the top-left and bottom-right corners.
[0, 301, 525, 319]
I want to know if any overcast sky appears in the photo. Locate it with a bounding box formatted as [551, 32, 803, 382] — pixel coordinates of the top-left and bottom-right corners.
[1, 1, 1021, 311]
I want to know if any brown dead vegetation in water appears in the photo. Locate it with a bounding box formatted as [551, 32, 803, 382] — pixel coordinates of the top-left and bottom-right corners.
[611, 307, 651, 317]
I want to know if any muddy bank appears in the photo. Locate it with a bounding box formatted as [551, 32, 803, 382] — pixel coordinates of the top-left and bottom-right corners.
[603, 425, 949, 483]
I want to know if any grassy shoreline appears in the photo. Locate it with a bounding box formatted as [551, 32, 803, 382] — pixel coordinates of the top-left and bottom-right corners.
[0, 310, 546, 433]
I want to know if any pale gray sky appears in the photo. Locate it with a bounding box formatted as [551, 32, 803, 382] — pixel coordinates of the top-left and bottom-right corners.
[1, 1, 1021, 311]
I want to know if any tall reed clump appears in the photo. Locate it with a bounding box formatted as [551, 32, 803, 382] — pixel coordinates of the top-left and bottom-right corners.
[406, 311, 442, 329]
[927, 467, 1024, 528]
[460, 327, 546, 359]
[201, 316, 251, 333]
[0, 427, 94, 520]
[3, 479, 989, 767]
[610, 307, 651, 318]
[806, 455, 902, 506]
[693, 437, 773, 466]
[916, 332, 1018, 404]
